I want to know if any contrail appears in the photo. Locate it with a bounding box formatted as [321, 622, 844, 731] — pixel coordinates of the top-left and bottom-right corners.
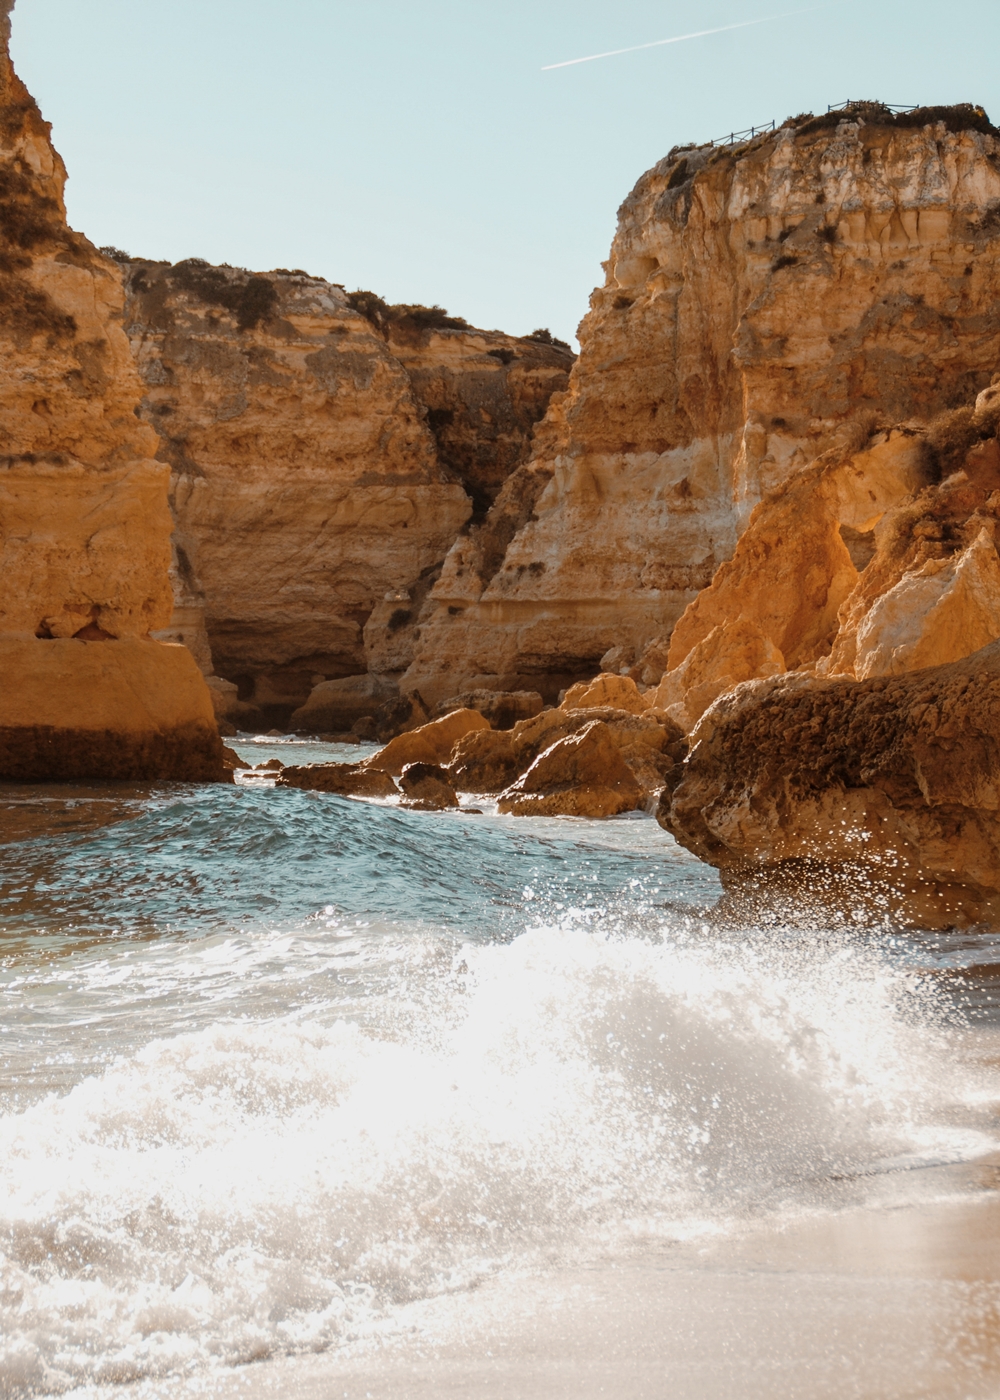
[541, 9, 820, 71]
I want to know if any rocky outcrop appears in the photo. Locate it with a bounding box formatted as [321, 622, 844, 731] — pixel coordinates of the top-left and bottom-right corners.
[360, 707, 489, 776]
[402, 104, 1000, 704]
[121, 265, 572, 728]
[497, 720, 643, 818]
[447, 702, 684, 800]
[657, 640, 1000, 928]
[0, 5, 224, 782]
[430, 689, 543, 730]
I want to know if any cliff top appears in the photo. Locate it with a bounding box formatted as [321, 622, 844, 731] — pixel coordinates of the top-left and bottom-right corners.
[665, 100, 999, 164]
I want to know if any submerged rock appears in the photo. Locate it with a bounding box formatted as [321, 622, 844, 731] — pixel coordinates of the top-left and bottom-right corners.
[657, 639, 1000, 928]
[276, 762, 397, 798]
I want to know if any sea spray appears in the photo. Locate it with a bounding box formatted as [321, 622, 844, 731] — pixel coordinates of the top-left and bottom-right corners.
[0, 915, 975, 1396]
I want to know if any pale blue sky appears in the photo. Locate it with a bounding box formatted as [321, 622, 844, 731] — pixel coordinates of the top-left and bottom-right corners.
[10, 1, 999, 345]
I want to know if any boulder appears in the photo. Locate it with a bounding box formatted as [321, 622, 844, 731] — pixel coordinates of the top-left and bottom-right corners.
[448, 728, 520, 793]
[362, 707, 489, 776]
[276, 762, 398, 798]
[289, 674, 399, 735]
[431, 689, 544, 730]
[447, 704, 683, 797]
[657, 639, 1000, 929]
[497, 720, 644, 818]
[399, 762, 459, 809]
[649, 620, 785, 732]
[560, 674, 649, 715]
[221, 744, 243, 769]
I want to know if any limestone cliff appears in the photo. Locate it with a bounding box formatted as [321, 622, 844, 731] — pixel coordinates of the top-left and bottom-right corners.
[403, 104, 1000, 704]
[0, 2, 223, 781]
[122, 265, 571, 726]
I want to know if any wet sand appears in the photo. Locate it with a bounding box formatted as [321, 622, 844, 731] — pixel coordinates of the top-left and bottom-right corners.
[84, 1160, 1000, 1400]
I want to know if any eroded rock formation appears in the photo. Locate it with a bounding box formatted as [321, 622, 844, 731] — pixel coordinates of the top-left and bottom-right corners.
[121, 263, 571, 728]
[658, 640, 1000, 928]
[402, 103, 1000, 704]
[0, 3, 224, 781]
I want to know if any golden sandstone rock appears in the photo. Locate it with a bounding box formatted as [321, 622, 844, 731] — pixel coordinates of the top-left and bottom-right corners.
[0, 5, 224, 781]
[277, 762, 397, 799]
[559, 674, 649, 714]
[402, 105, 1000, 704]
[362, 708, 489, 776]
[121, 264, 571, 728]
[497, 721, 643, 818]
[648, 620, 784, 732]
[447, 704, 684, 801]
[657, 640, 1000, 929]
[0, 638, 224, 782]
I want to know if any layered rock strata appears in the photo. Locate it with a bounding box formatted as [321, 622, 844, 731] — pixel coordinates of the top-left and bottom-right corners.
[121, 263, 571, 728]
[0, 3, 224, 781]
[402, 104, 1000, 704]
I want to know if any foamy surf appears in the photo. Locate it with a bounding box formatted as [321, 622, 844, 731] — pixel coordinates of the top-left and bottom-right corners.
[0, 912, 985, 1397]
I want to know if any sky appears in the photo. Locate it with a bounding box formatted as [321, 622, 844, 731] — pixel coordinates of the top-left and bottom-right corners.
[9, 0, 1000, 346]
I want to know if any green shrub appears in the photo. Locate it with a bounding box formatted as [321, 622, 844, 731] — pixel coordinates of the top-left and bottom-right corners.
[525, 327, 571, 350]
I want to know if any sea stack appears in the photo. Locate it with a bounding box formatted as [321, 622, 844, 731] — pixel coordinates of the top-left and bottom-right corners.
[0, 0, 225, 781]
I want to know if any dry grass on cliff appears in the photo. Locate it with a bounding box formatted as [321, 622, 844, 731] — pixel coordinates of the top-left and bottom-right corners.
[926, 398, 1000, 478]
[787, 101, 999, 139]
[0, 168, 78, 342]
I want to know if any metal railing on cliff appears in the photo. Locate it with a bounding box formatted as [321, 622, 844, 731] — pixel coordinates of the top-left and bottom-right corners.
[708, 103, 918, 148]
[709, 121, 775, 146]
[826, 100, 917, 113]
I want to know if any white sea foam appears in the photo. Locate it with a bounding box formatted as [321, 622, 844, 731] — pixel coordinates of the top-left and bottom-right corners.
[0, 918, 982, 1397]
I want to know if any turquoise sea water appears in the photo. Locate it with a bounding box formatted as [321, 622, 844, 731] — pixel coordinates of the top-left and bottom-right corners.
[1, 738, 999, 1396]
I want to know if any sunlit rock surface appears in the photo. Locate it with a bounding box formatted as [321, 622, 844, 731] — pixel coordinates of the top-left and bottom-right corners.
[403, 104, 1000, 703]
[121, 265, 571, 728]
[658, 638, 1000, 929]
[0, 3, 223, 780]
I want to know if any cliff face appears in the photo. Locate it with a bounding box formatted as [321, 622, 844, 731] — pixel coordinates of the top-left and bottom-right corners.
[0, 2, 223, 780]
[403, 106, 1000, 704]
[384, 322, 572, 519]
[122, 266, 571, 725]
